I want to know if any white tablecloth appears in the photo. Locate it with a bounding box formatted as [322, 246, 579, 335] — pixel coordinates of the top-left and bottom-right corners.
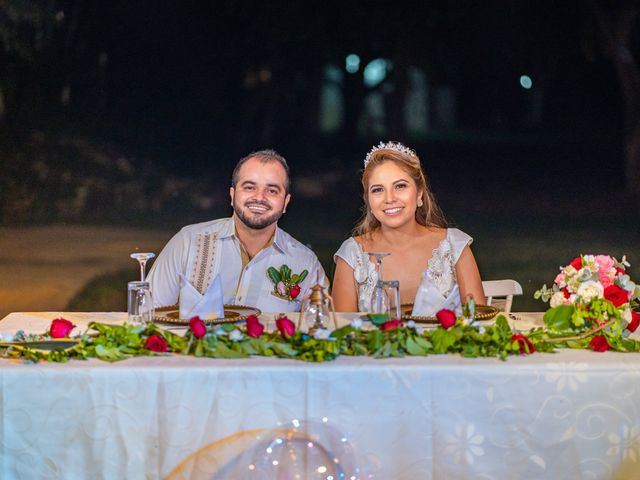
[1, 312, 639, 479]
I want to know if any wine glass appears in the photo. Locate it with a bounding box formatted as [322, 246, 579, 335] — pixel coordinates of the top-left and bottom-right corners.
[130, 252, 156, 282]
[366, 252, 391, 314]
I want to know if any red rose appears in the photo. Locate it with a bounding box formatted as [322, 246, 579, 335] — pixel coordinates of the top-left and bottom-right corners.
[246, 314, 265, 338]
[436, 309, 456, 329]
[511, 334, 536, 355]
[570, 257, 583, 269]
[189, 316, 207, 339]
[276, 316, 296, 337]
[604, 284, 630, 307]
[289, 284, 301, 299]
[615, 267, 626, 276]
[145, 335, 168, 352]
[50, 318, 76, 338]
[590, 335, 610, 352]
[628, 311, 640, 333]
[563, 288, 570, 299]
[380, 319, 403, 331]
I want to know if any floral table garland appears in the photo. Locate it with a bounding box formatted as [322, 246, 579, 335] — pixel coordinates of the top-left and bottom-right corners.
[2, 254, 639, 364]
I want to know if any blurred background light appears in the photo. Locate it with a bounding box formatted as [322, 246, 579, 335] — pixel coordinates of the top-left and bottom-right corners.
[345, 54, 360, 74]
[363, 58, 389, 87]
[520, 75, 533, 89]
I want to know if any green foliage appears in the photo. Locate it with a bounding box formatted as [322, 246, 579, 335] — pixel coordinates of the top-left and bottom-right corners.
[4, 308, 640, 364]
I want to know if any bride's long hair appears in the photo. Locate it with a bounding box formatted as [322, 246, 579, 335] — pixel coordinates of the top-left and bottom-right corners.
[353, 146, 447, 236]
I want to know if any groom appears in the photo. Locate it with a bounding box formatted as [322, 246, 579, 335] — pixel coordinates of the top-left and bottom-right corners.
[147, 149, 326, 312]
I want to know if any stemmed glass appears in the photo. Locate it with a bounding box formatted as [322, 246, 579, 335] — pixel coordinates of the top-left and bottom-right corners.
[366, 252, 401, 319]
[130, 252, 156, 282]
[128, 252, 156, 325]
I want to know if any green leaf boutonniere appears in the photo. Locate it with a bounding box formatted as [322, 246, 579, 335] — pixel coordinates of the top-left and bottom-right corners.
[267, 264, 308, 301]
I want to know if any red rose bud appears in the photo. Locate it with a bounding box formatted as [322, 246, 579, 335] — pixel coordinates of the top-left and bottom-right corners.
[276, 316, 296, 337]
[246, 315, 265, 338]
[511, 334, 535, 355]
[563, 288, 570, 299]
[145, 335, 168, 352]
[50, 318, 76, 338]
[189, 316, 207, 339]
[570, 257, 583, 270]
[628, 312, 640, 333]
[380, 319, 403, 331]
[436, 309, 456, 329]
[604, 284, 630, 307]
[590, 335, 610, 352]
[289, 284, 301, 299]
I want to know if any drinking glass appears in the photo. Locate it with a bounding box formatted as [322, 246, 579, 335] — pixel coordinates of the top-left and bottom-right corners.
[367, 252, 390, 313]
[128, 281, 155, 325]
[130, 252, 156, 282]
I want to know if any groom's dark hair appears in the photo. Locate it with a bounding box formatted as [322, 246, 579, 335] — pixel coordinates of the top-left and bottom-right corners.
[231, 149, 291, 193]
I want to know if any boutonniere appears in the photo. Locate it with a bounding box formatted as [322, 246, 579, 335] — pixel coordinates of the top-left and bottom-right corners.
[267, 264, 308, 301]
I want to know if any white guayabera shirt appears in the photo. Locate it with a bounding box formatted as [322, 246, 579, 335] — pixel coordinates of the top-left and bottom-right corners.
[147, 217, 327, 312]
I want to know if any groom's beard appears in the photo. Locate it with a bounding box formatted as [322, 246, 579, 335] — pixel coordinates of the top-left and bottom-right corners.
[233, 198, 284, 230]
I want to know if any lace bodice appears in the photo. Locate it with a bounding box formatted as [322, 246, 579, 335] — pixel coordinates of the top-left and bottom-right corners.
[333, 228, 473, 312]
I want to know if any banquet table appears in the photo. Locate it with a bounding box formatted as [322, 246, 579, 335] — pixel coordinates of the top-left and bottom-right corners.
[1, 311, 640, 480]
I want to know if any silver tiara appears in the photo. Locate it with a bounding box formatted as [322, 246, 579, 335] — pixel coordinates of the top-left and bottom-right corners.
[364, 141, 417, 168]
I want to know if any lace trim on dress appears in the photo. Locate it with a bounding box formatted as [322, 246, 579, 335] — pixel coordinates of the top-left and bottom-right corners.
[425, 235, 456, 298]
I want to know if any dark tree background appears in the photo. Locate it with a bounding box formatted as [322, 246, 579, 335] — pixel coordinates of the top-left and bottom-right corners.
[0, 0, 638, 226]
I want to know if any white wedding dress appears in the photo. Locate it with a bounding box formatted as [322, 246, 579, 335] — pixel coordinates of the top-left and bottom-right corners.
[333, 228, 473, 313]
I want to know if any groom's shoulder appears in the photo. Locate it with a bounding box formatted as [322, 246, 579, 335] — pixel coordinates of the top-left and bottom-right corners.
[177, 218, 230, 237]
[276, 227, 319, 260]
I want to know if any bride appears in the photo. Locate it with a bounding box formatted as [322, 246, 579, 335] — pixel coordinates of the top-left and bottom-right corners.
[332, 141, 485, 313]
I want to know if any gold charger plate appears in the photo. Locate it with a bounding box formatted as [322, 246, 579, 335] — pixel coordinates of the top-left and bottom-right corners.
[0, 339, 80, 352]
[154, 305, 261, 325]
[400, 304, 500, 324]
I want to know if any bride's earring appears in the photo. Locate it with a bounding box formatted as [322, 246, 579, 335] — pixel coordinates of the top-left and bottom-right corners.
[417, 198, 424, 207]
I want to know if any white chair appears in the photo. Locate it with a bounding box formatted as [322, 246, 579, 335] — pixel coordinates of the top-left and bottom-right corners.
[482, 279, 523, 314]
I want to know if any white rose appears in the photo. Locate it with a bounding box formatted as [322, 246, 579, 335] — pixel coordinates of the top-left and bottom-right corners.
[622, 307, 632, 323]
[313, 328, 332, 340]
[550, 291, 567, 308]
[576, 280, 604, 301]
[229, 329, 243, 342]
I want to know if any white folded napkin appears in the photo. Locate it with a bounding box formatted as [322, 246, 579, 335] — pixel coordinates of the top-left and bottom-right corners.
[179, 273, 224, 320]
[412, 283, 461, 317]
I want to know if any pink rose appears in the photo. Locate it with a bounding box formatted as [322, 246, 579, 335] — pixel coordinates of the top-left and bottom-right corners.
[289, 284, 301, 299]
[380, 319, 403, 331]
[276, 281, 287, 296]
[628, 312, 640, 333]
[595, 255, 615, 274]
[189, 316, 207, 339]
[145, 335, 168, 352]
[511, 334, 535, 355]
[246, 314, 265, 338]
[554, 272, 565, 287]
[599, 275, 613, 289]
[276, 316, 296, 337]
[604, 284, 630, 307]
[590, 335, 609, 352]
[50, 318, 76, 338]
[436, 309, 456, 329]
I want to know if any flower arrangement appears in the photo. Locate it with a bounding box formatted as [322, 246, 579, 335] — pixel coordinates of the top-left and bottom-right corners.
[534, 254, 640, 351]
[267, 264, 307, 301]
[5, 255, 640, 365]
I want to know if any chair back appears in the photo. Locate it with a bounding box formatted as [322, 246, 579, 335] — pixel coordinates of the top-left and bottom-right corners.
[482, 279, 523, 314]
